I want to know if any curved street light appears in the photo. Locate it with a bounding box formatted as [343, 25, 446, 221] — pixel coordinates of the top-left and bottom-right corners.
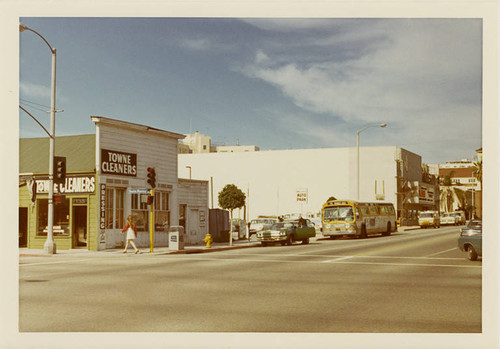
[356, 123, 387, 200]
[20, 23, 58, 254]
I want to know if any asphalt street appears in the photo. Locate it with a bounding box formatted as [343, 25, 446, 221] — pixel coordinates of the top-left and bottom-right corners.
[19, 226, 481, 334]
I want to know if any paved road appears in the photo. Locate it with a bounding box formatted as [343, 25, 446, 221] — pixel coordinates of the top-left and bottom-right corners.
[19, 226, 481, 334]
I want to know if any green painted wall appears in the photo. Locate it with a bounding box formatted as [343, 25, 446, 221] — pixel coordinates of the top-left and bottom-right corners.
[19, 175, 98, 251]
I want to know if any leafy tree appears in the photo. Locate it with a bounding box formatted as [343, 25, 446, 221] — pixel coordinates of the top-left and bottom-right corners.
[218, 184, 246, 246]
[472, 160, 482, 191]
[327, 196, 337, 202]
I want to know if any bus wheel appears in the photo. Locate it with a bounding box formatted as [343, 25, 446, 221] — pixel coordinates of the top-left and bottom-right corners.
[302, 238, 309, 245]
[286, 235, 293, 246]
[383, 223, 391, 236]
[360, 225, 367, 239]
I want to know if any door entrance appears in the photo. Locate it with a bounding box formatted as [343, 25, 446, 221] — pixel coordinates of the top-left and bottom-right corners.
[72, 206, 88, 248]
[19, 207, 28, 247]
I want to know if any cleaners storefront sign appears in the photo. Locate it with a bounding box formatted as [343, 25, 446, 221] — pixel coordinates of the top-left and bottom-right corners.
[36, 176, 96, 194]
[101, 149, 137, 177]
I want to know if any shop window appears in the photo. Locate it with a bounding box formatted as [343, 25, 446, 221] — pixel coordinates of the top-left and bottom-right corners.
[154, 191, 170, 232]
[105, 187, 125, 229]
[131, 193, 149, 232]
[37, 198, 70, 236]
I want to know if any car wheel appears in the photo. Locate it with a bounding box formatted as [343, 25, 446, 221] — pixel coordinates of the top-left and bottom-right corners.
[302, 238, 309, 245]
[261, 242, 267, 247]
[280, 241, 286, 246]
[468, 246, 478, 261]
[287, 235, 293, 246]
[329, 236, 337, 240]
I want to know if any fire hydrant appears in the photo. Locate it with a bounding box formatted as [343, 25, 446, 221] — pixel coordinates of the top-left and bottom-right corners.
[203, 233, 213, 248]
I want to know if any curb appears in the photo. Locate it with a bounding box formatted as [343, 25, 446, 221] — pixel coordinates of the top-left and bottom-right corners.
[162, 243, 260, 255]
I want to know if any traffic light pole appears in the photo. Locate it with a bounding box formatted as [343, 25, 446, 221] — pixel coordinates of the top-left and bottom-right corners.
[150, 189, 154, 253]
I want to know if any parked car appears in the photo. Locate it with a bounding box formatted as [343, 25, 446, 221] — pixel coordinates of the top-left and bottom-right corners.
[249, 218, 277, 235]
[418, 211, 440, 228]
[256, 219, 316, 246]
[458, 219, 482, 261]
[440, 212, 459, 226]
[453, 211, 466, 225]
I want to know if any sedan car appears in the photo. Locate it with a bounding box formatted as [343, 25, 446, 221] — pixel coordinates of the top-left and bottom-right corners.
[458, 219, 482, 261]
[256, 219, 316, 246]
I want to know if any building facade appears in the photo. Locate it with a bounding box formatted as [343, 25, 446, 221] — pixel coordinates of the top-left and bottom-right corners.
[178, 146, 438, 226]
[19, 117, 209, 250]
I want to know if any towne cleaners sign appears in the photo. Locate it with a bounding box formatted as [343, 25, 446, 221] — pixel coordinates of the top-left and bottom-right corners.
[36, 176, 96, 194]
[101, 149, 137, 177]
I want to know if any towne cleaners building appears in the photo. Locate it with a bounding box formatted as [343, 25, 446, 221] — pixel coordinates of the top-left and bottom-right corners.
[19, 116, 209, 250]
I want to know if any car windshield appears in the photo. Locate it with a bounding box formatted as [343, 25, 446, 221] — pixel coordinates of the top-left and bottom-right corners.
[270, 223, 284, 230]
[251, 219, 266, 224]
[443, 213, 453, 217]
[284, 221, 298, 229]
[323, 206, 354, 222]
[420, 213, 433, 218]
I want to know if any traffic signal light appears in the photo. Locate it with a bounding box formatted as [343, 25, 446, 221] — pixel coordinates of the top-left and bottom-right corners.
[147, 167, 156, 188]
[147, 195, 154, 205]
[54, 156, 66, 184]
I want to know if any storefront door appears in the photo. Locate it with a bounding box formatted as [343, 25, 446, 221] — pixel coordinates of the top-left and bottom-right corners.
[19, 207, 28, 247]
[72, 206, 88, 248]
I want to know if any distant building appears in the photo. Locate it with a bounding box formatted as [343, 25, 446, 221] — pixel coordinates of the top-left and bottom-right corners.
[437, 152, 481, 218]
[215, 145, 260, 153]
[179, 131, 259, 154]
[179, 146, 439, 226]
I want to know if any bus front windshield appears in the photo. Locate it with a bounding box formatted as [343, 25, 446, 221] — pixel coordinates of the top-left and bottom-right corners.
[323, 206, 354, 222]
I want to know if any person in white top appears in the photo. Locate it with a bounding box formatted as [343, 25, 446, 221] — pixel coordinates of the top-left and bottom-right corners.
[121, 215, 140, 254]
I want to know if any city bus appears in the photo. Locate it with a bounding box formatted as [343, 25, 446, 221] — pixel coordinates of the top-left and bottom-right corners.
[321, 200, 397, 239]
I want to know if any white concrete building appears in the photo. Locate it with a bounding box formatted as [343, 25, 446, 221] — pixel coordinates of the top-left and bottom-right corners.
[179, 145, 435, 225]
[215, 145, 260, 152]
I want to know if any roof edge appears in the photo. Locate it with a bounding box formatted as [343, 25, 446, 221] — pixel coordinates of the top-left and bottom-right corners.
[91, 116, 185, 140]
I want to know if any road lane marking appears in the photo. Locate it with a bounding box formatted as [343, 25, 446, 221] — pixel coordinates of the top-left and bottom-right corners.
[159, 256, 481, 268]
[322, 256, 353, 263]
[425, 247, 460, 257]
[355, 235, 456, 257]
[216, 252, 464, 260]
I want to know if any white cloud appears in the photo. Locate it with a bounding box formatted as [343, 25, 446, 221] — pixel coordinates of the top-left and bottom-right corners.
[240, 20, 481, 127]
[20, 81, 50, 100]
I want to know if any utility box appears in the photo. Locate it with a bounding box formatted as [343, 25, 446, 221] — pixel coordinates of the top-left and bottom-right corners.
[169, 226, 185, 250]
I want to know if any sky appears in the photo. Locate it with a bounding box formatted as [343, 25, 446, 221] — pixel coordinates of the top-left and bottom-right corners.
[18, 17, 482, 164]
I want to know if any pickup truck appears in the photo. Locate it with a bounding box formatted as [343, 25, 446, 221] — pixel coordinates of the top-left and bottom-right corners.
[256, 219, 316, 246]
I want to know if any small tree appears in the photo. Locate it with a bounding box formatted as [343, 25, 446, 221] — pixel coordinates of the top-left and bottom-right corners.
[327, 196, 337, 202]
[218, 184, 246, 246]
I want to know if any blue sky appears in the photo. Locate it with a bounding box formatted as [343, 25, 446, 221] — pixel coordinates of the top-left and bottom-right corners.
[19, 17, 482, 164]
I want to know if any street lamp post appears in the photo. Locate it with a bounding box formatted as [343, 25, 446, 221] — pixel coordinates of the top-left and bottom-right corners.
[356, 123, 387, 200]
[20, 24, 57, 254]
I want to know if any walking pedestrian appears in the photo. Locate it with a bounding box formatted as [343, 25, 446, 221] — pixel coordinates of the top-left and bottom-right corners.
[121, 215, 140, 254]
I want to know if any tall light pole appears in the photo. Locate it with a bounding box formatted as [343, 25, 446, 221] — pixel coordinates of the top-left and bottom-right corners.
[20, 24, 57, 254]
[356, 123, 387, 200]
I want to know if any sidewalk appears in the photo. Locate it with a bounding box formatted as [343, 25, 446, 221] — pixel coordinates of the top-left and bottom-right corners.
[19, 227, 421, 257]
[19, 238, 261, 257]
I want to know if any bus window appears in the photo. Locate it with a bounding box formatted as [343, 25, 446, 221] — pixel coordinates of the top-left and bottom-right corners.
[369, 205, 378, 215]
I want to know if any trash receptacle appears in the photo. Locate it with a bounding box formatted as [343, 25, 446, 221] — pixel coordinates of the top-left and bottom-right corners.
[169, 226, 185, 250]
